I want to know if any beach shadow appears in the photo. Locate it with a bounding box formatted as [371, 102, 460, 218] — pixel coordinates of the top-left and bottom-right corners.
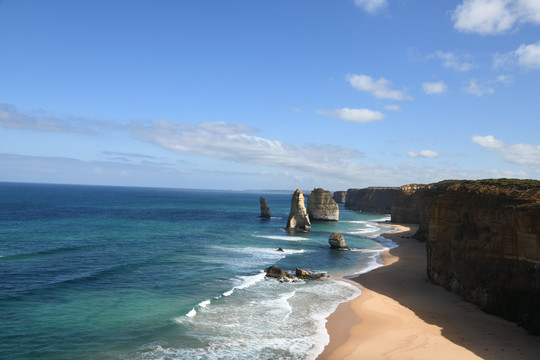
[352, 226, 540, 360]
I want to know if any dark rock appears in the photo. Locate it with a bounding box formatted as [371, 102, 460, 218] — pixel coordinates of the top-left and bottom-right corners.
[259, 197, 271, 218]
[333, 191, 347, 204]
[265, 265, 294, 280]
[276, 247, 284, 252]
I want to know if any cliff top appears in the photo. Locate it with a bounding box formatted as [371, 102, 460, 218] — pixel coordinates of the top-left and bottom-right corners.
[446, 178, 540, 209]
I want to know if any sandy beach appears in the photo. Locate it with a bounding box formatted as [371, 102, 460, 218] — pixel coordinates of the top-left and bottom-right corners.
[318, 224, 540, 360]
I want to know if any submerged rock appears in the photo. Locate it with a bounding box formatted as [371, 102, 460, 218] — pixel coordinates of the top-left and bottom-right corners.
[329, 232, 349, 250]
[307, 188, 339, 221]
[259, 197, 271, 218]
[276, 247, 284, 252]
[286, 189, 311, 232]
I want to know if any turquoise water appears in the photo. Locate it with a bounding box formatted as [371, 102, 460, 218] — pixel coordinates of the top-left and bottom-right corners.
[0, 183, 394, 360]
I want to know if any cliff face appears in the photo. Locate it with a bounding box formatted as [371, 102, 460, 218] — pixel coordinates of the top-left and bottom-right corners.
[425, 179, 540, 333]
[332, 191, 347, 204]
[391, 184, 429, 224]
[345, 187, 399, 214]
[307, 188, 339, 221]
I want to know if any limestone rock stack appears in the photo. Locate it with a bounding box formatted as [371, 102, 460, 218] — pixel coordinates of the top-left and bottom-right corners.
[307, 188, 339, 221]
[259, 197, 271, 218]
[328, 232, 349, 250]
[286, 189, 311, 232]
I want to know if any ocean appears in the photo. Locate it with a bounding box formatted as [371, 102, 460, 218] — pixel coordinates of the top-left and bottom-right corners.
[0, 182, 395, 360]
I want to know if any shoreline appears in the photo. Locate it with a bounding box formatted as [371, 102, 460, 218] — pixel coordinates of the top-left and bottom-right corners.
[317, 223, 540, 360]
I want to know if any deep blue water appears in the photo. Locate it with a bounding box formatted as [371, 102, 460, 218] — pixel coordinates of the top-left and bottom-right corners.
[0, 182, 394, 360]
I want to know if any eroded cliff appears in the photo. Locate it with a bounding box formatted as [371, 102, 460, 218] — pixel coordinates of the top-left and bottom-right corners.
[425, 179, 540, 333]
[345, 187, 399, 214]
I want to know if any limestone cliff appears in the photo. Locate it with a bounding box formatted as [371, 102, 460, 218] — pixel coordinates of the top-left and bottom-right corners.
[345, 187, 399, 214]
[425, 179, 540, 333]
[391, 184, 429, 224]
[332, 191, 347, 204]
[307, 188, 339, 221]
[286, 189, 311, 232]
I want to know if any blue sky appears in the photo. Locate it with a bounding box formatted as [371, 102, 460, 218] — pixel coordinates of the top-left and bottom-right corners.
[1, 0, 539, 190]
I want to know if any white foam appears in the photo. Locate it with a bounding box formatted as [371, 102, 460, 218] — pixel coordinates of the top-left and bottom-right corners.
[199, 299, 211, 308]
[185, 308, 196, 318]
[162, 278, 362, 360]
[252, 234, 308, 241]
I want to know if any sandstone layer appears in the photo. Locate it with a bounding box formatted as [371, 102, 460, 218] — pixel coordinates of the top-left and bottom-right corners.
[286, 189, 311, 232]
[345, 187, 399, 214]
[307, 188, 339, 221]
[425, 179, 540, 334]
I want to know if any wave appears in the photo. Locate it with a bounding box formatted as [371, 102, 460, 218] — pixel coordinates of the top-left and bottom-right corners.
[163, 278, 362, 360]
[0, 243, 98, 260]
[252, 234, 308, 241]
[178, 271, 267, 320]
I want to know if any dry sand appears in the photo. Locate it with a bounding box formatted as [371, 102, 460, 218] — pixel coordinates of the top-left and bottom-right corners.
[317, 224, 540, 360]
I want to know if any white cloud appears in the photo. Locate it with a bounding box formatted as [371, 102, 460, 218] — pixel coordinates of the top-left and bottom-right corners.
[472, 135, 506, 148]
[422, 81, 448, 95]
[494, 41, 540, 70]
[515, 42, 540, 69]
[346, 74, 412, 100]
[463, 79, 495, 96]
[452, 0, 540, 35]
[408, 150, 440, 158]
[127, 120, 371, 179]
[317, 108, 384, 123]
[473, 135, 540, 166]
[384, 105, 402, 111]
[0, 103, 97, 134]
[431, 51, 475, 72]
[354, 0, 387, 14]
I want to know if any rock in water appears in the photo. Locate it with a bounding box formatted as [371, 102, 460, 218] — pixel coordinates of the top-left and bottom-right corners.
[295, 268, 325, 279]
[259, 197, 271, 218]
[307, 188, 339, 221]
[329, 232, 349, 250]
[265, 265, 294, 281]
[286, 189, 311, 232]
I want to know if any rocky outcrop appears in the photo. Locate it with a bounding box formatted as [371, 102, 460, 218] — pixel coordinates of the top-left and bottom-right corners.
[329, 232, 349, 250]
[332, 191, 347, 204]
[286, 189, 311, 232]
[265, 265, 294, 281]
[425, 179, 540, 334]
[307, 188, 339, 221]
[391, 184, 429, 224]
[265, 265, 326, 281]
[345, 187, 399, 214]
[259, 197, 271, 218]
[295, 268, 325, 279]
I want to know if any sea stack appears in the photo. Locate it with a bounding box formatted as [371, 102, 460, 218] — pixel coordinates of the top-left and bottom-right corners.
[307, 188, 339, 221]
[329, 232, 349, 250]
[286, 189, 311, 232]
[259, 197, 271, 218]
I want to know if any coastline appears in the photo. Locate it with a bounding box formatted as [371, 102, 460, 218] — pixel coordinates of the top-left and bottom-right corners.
[318, 223, 540, 360]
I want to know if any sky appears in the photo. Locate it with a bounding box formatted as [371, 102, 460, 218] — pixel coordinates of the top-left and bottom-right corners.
[0, 0, 539, 191]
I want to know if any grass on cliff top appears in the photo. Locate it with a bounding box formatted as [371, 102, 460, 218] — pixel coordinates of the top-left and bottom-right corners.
[443, 178, 540, 207]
